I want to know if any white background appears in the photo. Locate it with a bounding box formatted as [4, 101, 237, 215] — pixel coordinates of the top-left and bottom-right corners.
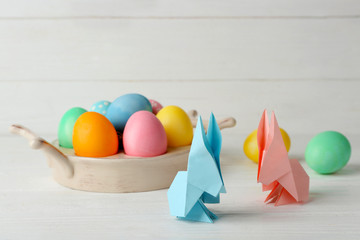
[0, 0, 359, 239]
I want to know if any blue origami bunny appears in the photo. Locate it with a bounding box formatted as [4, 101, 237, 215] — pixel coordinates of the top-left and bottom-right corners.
[167, 113, 226, 223]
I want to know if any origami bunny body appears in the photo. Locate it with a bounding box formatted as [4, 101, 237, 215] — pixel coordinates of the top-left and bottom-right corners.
[168, 114, 226, 223]
[257, 110, 309, 206]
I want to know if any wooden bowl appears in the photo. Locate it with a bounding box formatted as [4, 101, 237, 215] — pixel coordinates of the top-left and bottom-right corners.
[10, 112, 236, 193]
[51, 141, 190, 193]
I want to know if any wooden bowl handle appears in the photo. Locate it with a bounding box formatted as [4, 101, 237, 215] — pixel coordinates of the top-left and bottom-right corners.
[9, 124, 74, 178]
[188, 110, 236, 130]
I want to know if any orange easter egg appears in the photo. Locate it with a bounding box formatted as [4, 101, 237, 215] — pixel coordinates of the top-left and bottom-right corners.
[73, 112, 118, 157]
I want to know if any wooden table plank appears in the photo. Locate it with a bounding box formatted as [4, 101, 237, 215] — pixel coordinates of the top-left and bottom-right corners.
[1, 80, 359, 136]
[0, 19, 359, 82]
[1, 0, 360, 18]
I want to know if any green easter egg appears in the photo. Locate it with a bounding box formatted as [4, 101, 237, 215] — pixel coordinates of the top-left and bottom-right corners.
[305, 131, 351, 174]
[58, 107, 87, 148]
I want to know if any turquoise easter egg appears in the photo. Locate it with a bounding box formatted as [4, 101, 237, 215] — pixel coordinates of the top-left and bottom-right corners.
[305, 131, 351, 174]
[58, 107, 87, 148]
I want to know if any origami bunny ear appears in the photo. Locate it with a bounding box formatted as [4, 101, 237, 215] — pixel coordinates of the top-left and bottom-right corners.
[204, 112, 226, 200]
[206, 113, 225, 185]
[206, 112, 222, 164]
[257, 109, 269, 181]
[187, 117, 223, 197]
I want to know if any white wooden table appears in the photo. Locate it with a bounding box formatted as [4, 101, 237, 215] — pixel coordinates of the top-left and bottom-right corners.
[1, 0, 359, 239]
[2, 133, 360, 239]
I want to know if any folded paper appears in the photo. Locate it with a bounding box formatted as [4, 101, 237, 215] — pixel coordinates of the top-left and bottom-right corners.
[257, 110, 309, 206]
[168, 113, 225, 223]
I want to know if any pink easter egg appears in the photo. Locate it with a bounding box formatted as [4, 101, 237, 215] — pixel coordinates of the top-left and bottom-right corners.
[123, 111, 167, 157]
[149, 99, 163, 115]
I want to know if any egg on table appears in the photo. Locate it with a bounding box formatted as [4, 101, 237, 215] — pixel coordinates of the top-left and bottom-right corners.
[243, 128, 291, 163]
[106, 93, 152, 132]
[73, 112, 119, 158]
[58, 107, 87, 148]
[156, 105, 193, 147]
[305, 131, 351, 174]
[90, 100, 111, 116]
[123, 111, 167, 157]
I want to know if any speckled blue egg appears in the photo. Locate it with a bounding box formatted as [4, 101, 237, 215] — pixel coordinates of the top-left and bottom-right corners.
[105, 93, 152, 132]
[90, 100, 111, 116]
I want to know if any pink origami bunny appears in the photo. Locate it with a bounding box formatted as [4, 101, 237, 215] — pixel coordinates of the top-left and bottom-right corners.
[257, 110, 309, 206]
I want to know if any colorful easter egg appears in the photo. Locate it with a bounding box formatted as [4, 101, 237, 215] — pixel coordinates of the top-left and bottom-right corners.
[244, 128, 291, 163]
[156, 105, 193, 147]
[123, 111, 167, 157]
[90, 100, 111, 115]
[58, 107, 87, 148]
[305, 131, 351, 174]
[73, 112, 118, 157]
[105, 93, 152, 132]
[149, 99, 163, 115]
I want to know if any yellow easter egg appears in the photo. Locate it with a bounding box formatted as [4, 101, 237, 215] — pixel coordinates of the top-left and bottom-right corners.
[156, 105, 193, 147]
[243, 128, 291, 163]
